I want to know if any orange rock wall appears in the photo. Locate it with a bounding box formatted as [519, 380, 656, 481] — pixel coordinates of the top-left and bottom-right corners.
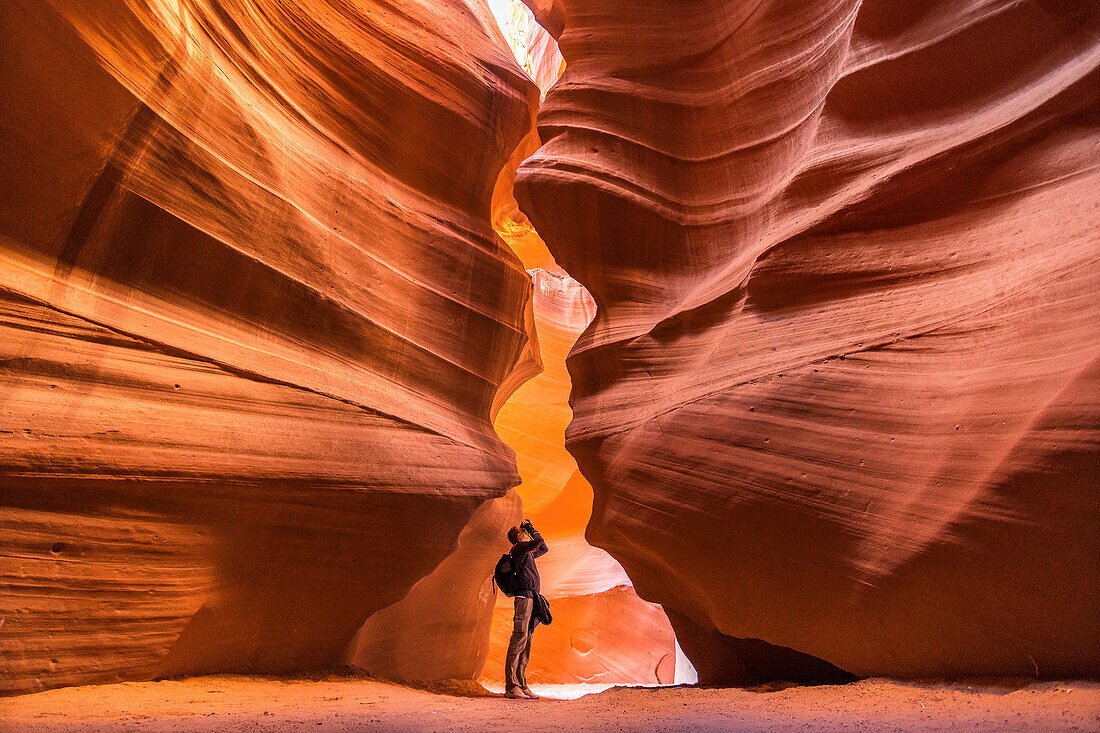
[516, 0, 1100, 681]
[0, 0, 537, 694]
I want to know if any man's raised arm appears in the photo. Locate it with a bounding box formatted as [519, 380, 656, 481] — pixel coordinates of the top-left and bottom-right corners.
[520, 519, 548, 557]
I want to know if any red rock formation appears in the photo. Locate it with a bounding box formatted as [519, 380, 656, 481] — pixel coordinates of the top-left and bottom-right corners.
[0, 0, 538, 694]
[516, 0, 1100, 681]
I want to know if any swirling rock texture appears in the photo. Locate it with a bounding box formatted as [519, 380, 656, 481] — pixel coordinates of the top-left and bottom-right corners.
[346, 4, 676, 685]
[516, 0, 1100, 682]
[0, 0, 538, 695]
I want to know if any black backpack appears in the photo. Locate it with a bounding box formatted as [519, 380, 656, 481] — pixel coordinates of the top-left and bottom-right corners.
[492, 552, 521, 597]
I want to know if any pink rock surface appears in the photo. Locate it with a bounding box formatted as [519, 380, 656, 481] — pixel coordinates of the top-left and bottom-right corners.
[516, 0, 1100, 681]
[0, 0, 537, 694]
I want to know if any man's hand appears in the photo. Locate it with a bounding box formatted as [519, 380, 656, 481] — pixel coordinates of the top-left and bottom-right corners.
[521, 518, 547, 558]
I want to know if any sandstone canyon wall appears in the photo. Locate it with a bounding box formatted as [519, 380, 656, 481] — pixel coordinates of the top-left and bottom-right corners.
[0, 0, 539, 695]
[516, 0, 1100, 681]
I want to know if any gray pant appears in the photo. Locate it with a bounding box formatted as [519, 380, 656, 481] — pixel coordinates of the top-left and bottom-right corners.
[505, 595, 534, 690]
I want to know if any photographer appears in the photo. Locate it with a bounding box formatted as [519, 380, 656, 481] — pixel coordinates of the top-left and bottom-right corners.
[504, 518, 549, 699]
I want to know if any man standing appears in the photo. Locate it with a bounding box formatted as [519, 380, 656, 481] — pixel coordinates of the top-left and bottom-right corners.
[505, 518, 548, 699]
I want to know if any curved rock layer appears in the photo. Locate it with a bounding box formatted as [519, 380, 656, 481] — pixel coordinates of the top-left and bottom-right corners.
[517, 0, 1100, 680]
[0, 0, 537, 694]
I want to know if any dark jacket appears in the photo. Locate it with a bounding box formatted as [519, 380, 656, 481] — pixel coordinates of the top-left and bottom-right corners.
[509, 527, 548, 598]
[532, 592, 552, 628]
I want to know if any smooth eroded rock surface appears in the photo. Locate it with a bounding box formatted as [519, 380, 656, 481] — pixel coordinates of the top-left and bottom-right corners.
[343, 491, 522, 681]
[516, 0, 1100, 681]
[0, 0, 537, 694]
[487, 585, 678, 685]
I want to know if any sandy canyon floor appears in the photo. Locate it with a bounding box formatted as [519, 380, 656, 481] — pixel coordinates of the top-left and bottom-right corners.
[0, 674, 1097, 732]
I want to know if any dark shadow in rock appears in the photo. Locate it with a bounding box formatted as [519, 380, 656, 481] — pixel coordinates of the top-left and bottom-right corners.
[665, 608, 857, 687]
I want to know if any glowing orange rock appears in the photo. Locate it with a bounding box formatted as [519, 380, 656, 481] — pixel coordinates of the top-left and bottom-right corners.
[486, 586, 678, 685]
[487, 264, 680, 683]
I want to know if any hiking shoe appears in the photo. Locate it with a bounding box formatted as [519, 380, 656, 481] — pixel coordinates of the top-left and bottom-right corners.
[520, 686, 540, 699]
[504, 688, 526, 699]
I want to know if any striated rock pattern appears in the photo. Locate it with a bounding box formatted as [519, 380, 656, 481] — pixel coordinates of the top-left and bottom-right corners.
[517, 0, 1100, 681]
[0, 0, 538, 694]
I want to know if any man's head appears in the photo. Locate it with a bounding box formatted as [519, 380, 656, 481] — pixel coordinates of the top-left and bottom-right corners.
[508, 526, 529, 544]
